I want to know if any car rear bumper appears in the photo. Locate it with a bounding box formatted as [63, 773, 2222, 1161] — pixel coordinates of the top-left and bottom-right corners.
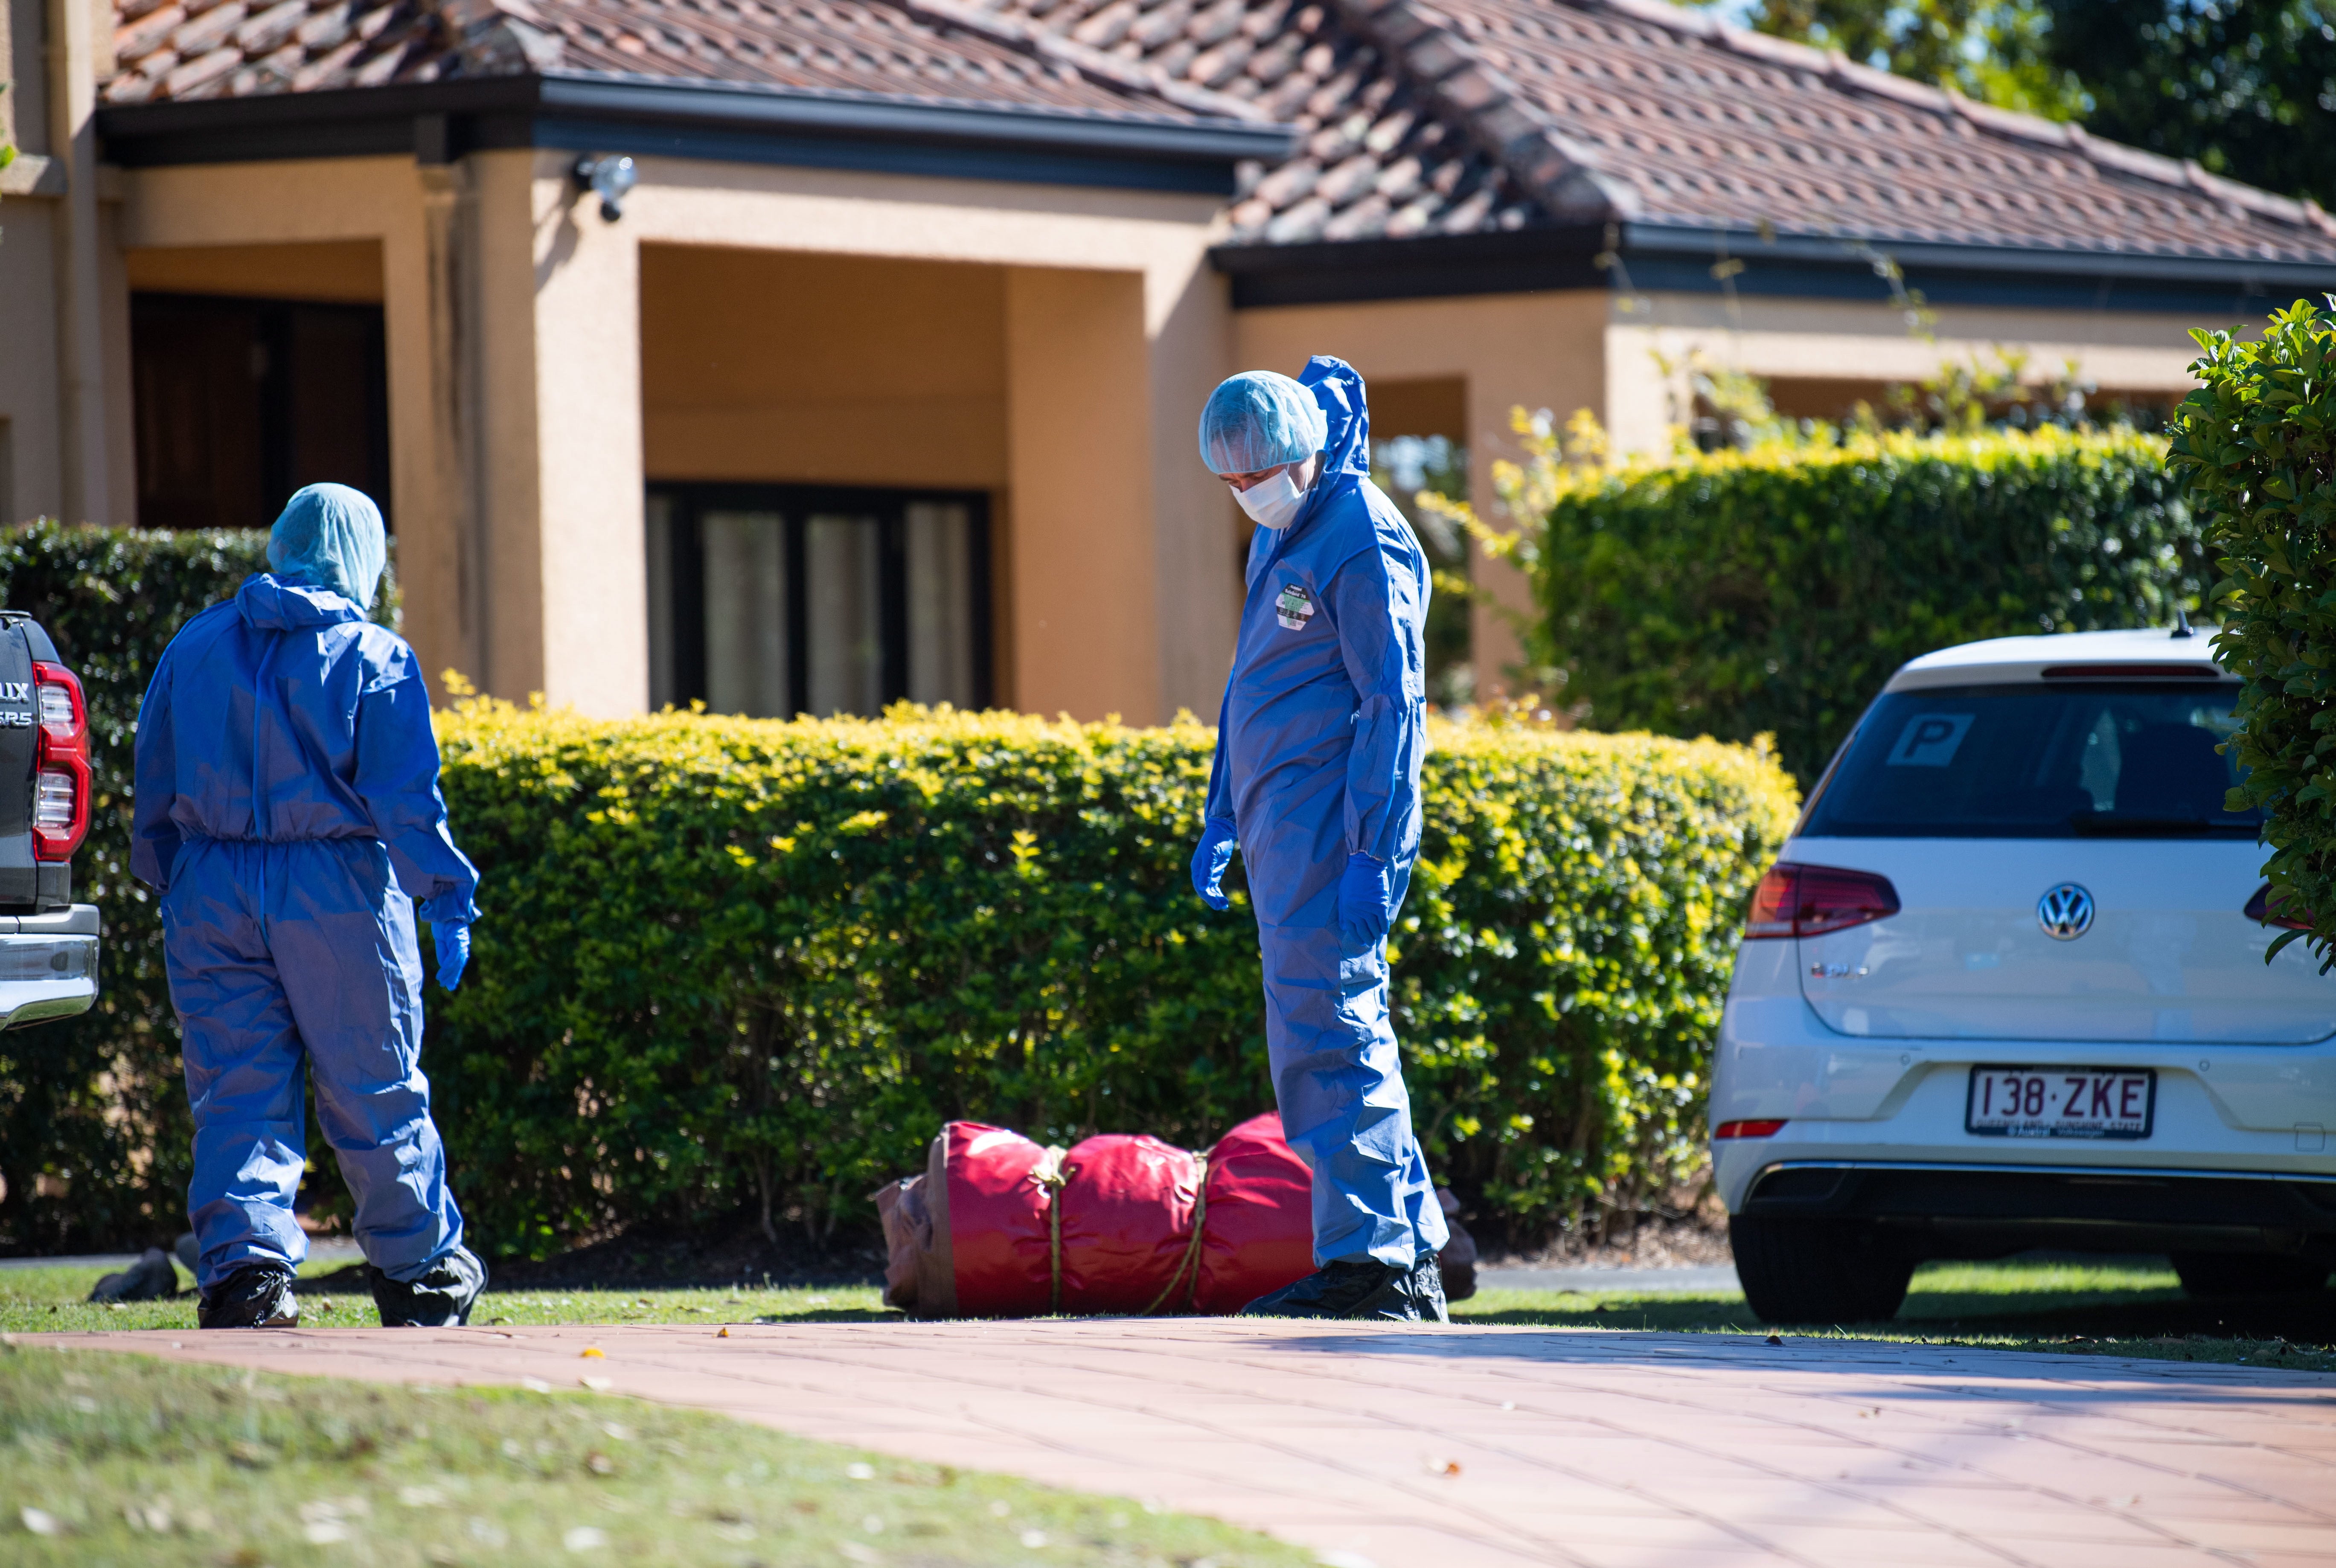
[1737, 1159, 2336, 1259]
[0, 903, 100, 1028]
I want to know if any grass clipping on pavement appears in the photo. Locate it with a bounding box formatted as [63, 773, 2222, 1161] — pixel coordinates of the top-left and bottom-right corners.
[0, 1342, 1311, 1567]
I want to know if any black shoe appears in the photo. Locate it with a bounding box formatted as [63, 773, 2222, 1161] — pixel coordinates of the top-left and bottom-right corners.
[197, 1265, 300, 1329]
[1410, 1252, 1451, 1324]
[372, 1245, 487, 1328]
[1240, 1258, 1418, 1320]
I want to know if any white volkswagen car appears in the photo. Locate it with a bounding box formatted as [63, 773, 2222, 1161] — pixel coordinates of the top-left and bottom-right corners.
[1710, 626, 2336, 1323]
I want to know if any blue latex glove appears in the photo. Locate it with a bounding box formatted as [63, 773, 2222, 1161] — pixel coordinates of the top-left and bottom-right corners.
[1337, 853, 1393, 945]
[1190, 818, 1237, 911]
[431, 920, 471, 992]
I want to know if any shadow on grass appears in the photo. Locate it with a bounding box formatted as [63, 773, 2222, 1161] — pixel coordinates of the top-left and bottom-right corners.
[1452, 1259, 2336, 1372]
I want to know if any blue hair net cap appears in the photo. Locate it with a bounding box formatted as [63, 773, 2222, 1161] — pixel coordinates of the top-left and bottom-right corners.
[268, 483, 387, 610]
[1199, 370, 1328, 475]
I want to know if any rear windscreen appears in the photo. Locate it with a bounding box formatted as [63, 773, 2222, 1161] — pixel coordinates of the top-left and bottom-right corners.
[1800, 682, 2263, 839]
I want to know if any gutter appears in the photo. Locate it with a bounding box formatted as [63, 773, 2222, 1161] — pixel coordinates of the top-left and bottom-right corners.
[1622, 222, 2336, 298]
[96, 72, 1294, 193]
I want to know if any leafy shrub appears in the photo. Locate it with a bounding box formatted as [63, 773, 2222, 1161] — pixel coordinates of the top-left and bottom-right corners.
[0, 518, 1793, 1256]
[2169, 301, 2336, 965]
[1514, 427, 2207, 782]
[431, 702, 1795, 1256]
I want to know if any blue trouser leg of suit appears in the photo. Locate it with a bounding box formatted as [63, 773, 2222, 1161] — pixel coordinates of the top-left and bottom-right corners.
[1257, 856, 1447, 1269]
[166, 838, 463, 1294]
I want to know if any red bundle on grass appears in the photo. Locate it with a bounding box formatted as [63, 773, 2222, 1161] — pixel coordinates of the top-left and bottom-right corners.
[873, 1112, 1473, 1317]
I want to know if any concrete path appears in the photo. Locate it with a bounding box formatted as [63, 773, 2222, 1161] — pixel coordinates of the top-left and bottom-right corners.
[29, 1319, 2336, 1567]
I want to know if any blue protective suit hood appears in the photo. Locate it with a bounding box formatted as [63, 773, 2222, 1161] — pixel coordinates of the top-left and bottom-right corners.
[1197, 353, 1448, 1271]
[1301, 355, 1373, 482]
[267, 483, 387, 611]
[236, 571, 367, 631]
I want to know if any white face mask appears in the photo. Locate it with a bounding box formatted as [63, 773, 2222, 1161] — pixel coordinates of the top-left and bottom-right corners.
[1232, 466, 1309, 530]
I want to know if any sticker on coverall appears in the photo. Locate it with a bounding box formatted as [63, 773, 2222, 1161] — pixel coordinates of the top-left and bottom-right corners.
[1274, 583, 1316, 631]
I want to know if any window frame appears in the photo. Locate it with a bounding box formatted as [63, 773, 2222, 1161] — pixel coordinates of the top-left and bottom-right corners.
[647, 481, 994, 717]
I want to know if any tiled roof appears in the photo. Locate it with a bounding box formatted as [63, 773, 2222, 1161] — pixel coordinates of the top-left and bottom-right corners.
[101, 0, 2336, 267]
[999, 0, 2336, 260]
[100, 0, 1258, 120]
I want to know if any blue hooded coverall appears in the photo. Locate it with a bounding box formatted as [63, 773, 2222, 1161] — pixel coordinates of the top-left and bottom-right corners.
[132, 505, 477, 1294]
[1202, 357, 1450, 1269]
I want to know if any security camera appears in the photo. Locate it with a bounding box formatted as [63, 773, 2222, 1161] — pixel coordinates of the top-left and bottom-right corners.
[573, 154, 637, 223]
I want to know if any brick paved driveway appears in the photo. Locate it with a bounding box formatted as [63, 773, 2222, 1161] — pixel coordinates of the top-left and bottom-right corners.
[32, 1319, 2336, 1566]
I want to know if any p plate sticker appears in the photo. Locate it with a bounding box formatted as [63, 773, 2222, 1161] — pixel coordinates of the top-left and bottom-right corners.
[1887, 712, 1975, 768]
[1275, 583, 1315, 631]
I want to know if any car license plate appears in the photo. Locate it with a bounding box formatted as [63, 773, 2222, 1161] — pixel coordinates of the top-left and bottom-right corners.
[1966, 1066, 2155, 1140]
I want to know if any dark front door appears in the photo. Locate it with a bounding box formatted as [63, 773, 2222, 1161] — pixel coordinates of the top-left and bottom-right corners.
[130, 293, 391, 531]
[647, 484, 992, 718]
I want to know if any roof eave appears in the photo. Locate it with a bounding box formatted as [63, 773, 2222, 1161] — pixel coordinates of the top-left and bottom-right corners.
[1211, 220, 2336, 311]
[96, 71, 1295, 195]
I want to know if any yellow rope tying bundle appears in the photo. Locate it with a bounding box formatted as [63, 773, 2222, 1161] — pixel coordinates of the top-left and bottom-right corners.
[1031, 1146, 1073, 1314]
[1140, 1152, 1210, 1316]
[1032, 1145, 1213, 1316]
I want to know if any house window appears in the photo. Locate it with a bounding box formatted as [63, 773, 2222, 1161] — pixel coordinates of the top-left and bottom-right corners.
[647, 484, 992, 717]
[129, 293, 390, 531]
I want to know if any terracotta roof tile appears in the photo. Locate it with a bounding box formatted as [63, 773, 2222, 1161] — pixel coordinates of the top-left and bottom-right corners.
[101, 0, 1241, 119]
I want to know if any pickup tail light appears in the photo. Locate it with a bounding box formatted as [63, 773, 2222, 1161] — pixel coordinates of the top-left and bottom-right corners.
[2245, 883, 2313, 932]
[1714, 1120, 1787, 1140]
[1743, 862, 1900, 939]
[29, 662, 89, 862]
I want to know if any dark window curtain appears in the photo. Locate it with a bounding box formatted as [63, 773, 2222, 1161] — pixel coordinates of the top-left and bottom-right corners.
[130, 294, 391, 532]
[648, 484, 992, 719]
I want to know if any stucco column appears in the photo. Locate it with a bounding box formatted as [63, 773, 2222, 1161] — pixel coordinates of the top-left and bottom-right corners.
[1143, 250, 1236, 721]
[1004, 266, 1158, 723]
[459, 151, 646, 715]
[47, 0, 111, 524]
[391, 163, 475, 700]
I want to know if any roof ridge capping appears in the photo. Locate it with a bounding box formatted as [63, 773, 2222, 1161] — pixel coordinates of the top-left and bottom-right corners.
[902, 0, 1269, 120]
[433, 0, 565, 74]
[1334, 0, 1639, 221]
[1580, 0, 2336, 241]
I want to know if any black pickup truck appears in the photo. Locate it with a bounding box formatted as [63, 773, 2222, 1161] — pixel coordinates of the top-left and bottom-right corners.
[0, 613, 98, 1024]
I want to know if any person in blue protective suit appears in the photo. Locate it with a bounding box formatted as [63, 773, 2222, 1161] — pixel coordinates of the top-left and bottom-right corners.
[1191, 357, 1451, 1321]
[132, 483, 486, 1330]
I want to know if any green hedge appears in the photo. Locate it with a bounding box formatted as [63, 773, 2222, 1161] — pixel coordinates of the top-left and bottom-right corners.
[1520, 427, 2209, 781]
[2169, 302, 2336, 967]
[0, 523, 398, 1253]
[430, 703, 1795, 1256]
[0, 520, 1796, 1256]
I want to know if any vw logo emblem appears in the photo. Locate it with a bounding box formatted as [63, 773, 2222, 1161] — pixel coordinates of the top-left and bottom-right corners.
[2038, 883, 2095, 941]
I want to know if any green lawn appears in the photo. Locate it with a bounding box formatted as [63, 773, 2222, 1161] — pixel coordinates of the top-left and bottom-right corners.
[7, 1255, 2332, 1376]
[0, 1344, 1311, 1567]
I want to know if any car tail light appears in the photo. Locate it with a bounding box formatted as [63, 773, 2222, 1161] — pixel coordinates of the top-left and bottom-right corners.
[1743, 862, 1900, 939]
[30, 661, 89, 862]
[1714, 1120, 1787, 1139]
[2245, 883, 2313, 932]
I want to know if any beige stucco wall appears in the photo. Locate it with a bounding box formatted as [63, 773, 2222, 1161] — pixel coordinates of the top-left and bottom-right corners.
[640, 246, 1008, 491]
[109, 150, 1233, 723]
[113, 155, 465, 703]
[1235, 290, 1609, 698]
[613, 156, 1231, 724]
[1606, 293, 2210, 454]
[89, 138, 2223, 726]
